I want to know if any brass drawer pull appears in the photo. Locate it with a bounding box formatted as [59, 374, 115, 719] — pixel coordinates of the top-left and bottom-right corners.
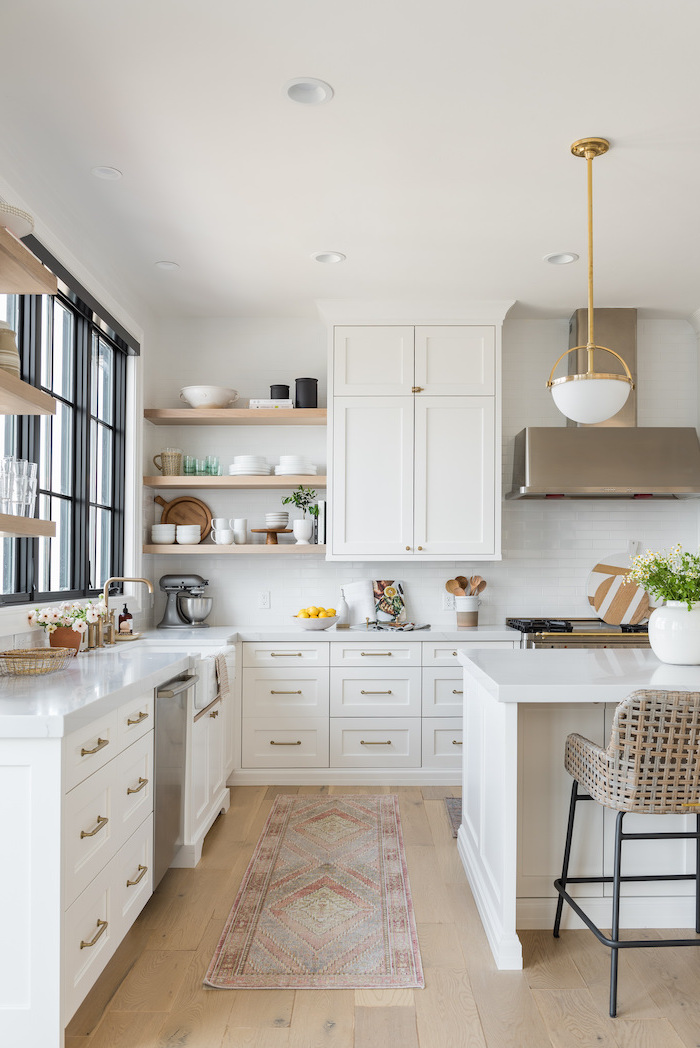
[270, 690, 303, 694]
[452, 651, 457, 656]
[127, 711, 148, 725]
[126, 864, 148, 887]
[80, 918, 108, 950]
[412, 386, 424, 393]
[80, 815, 109, 839]
[361, 652, 393, 657]
[127, 777, 148, 795]
[360, 689, 392, 695]
[270, 740, 302, 746]
[209, 709, 219, 718]
[452, 689, 463, 695]
[452, 740, 463, 746]
[81, 737, 109, 757]
[270, 652, 303, 657]
[361, 740, 392, 746]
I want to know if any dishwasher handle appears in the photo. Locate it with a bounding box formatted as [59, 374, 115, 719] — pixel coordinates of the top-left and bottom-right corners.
[156, 673, 199, 698]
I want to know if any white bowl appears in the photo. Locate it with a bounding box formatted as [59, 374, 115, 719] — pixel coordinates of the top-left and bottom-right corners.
[293, 615, 339, 631]
[179, 385, 239, 409]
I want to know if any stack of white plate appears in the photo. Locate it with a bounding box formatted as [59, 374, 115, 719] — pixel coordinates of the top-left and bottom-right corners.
[176, 524, 201, 544]
[265, 511, 289, 528]
[228, 455, 272, 476]
[274, 455, 317, 475]
[151, 523, 176, 544]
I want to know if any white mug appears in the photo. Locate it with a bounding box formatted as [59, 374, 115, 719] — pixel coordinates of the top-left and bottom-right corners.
[211, 517, 233, 530]
[213, 529, 234, 544]
[233, 517, 247, 544]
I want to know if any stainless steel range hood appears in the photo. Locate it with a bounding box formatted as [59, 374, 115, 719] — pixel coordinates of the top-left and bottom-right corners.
[506, 426, 700, 499]
[506, 309, 700, 499]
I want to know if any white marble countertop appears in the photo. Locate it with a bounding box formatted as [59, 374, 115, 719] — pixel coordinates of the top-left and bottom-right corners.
[0, 648, 191, 738]
[458, 648, 700, 703]
[137, 624, 518, 644]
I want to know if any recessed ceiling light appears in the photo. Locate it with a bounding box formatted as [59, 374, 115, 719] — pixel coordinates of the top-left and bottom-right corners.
[91, 166, 122, 181]
[285, 78, 334, 105]
[543, 252, 579, 265]
[154, 260, 180, 270]
[312, 251, 346, 264]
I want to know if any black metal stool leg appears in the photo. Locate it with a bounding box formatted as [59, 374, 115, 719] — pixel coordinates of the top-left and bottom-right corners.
[609, 811, 625, 1018]
[554, 779, 579, 938]
[696, 814, 700, 935]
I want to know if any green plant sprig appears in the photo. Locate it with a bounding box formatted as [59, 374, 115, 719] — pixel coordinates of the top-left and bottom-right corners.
[281, 485, 317, 518]
[626, 545, 700, 610]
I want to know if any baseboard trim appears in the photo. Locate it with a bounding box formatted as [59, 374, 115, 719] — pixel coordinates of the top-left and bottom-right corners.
[229, 769, 461, 786]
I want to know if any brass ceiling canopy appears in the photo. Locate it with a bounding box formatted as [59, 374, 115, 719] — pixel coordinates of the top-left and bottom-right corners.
[547, 137, 635, 425]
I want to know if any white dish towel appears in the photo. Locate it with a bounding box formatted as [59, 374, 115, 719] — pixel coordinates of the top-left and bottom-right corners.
[341, 580, 376, 626]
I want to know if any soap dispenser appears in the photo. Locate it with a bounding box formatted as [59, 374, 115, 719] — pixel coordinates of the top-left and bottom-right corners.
[336, 588, 350, 629]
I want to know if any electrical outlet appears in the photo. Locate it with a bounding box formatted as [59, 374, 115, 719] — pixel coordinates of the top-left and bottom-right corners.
[442, 592, 455, 611]
[257, 591, 271, 610]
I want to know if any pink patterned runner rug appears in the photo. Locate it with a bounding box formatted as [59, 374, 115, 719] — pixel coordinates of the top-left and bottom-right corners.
[205, 794, 424, 989]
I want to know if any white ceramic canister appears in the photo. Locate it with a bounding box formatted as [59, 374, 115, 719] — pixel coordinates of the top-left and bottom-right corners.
[455, 595, 480, 628]
[648, 601, 700, 664]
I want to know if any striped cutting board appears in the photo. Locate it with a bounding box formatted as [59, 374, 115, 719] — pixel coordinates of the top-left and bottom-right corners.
[587, 550, 650, 625]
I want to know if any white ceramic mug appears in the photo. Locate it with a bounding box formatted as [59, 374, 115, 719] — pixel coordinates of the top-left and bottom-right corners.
[213, 529, 234, 544]
[232, 517, 247, 544]
[211, 517, 233, 530]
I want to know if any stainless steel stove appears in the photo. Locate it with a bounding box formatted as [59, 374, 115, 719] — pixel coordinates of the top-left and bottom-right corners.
[506, 617, 651, 649]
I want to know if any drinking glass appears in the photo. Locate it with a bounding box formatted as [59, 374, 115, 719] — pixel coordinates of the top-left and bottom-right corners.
[206, 455, 220, 476]
[183, 455, 196, 475]
[195, 458, 207, 476]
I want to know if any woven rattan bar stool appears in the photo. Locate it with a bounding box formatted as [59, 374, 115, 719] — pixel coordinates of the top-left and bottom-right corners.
[553, 689, 700, 1017]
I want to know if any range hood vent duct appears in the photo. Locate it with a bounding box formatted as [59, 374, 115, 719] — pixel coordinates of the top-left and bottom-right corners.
[506, 426, 700, 499]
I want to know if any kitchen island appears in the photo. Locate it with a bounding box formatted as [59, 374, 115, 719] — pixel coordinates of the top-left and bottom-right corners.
[457, 648, 700, 971]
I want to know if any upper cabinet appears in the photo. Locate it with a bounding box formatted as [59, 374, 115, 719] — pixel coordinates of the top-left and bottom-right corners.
[0, 226, 58, 296]
[333, 325, 495, 396]
[328, 322, 502, 562]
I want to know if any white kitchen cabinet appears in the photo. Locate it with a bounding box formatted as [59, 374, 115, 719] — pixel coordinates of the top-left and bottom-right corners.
[186, 696, 227, 852]
[330, 718, 422, 768]
[421, 717, 463, 768]
[329, 323, 501, 560]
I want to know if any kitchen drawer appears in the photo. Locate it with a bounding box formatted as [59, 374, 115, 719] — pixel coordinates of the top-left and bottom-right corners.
[421, 717, 463, 768]
[242, 668, 329, 718]
[63, 865, 118, 1022]
[421, 668, 463, 716]
[241, 717, 329, 768]
[330, 718, 421, 768]
[330, 641, 421, 667]
[64, 709, 120, 793]
[117, 732, 153, 842]
[63, 760, 119, 908]
[117, 693, 154, 747]
[421, 642, 462, 666]
[116, 814, 153, 936]
[329, 667, 421, 717]
[242, 641, 329, 667]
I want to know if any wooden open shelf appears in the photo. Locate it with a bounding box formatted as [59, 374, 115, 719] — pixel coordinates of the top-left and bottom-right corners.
[0, 370, 56, 416]
[144, 475, 326, 490]
[143, 543, 325, 555]
[0, 226, 58, 296]
[144, 408, 326, 426]
[0, 514, 56, 539]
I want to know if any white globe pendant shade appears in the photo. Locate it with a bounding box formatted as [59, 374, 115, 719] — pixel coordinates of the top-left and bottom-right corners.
[550, 374, 632, 424]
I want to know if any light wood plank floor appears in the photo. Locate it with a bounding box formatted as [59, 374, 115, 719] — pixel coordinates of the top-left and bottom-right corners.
[66, 785, 700, 1048]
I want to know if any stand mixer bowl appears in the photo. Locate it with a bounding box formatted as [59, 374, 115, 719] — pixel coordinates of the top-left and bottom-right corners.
[177, 595, 213, 625]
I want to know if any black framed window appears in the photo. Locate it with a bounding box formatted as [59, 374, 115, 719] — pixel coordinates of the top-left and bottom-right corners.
[0, 272, 132, 605]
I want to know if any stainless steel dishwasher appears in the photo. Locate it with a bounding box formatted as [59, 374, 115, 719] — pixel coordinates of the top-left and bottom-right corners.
[154, 672, 198, 887]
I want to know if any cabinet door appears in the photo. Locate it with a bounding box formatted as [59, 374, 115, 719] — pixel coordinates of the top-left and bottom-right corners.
[207, 700, 225, 804]
[415, 326, 495, 395]
[333, 326, 414, 395]
[413, 396, 496, 557]
[331, 397, 414, 556]
[191, 712, 209, 829]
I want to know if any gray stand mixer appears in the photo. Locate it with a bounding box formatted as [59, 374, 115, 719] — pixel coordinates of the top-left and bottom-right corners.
[157, 574, 212, 629]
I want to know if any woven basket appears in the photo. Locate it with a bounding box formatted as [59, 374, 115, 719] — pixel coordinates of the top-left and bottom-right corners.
[0, 647, 75, 676]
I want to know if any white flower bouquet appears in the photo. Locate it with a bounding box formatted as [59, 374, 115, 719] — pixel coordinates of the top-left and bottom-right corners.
[28, 598, 107, 635]
[626, 544, 700, 611]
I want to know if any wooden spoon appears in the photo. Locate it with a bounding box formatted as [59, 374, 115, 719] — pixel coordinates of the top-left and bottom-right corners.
[474, 579, 487, 595]
[445, 579, 460, 595]
[455, 576, 469, 591]
[469, 575, 484, 595]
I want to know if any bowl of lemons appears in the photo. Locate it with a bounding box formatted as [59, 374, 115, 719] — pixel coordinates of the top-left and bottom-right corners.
[294, 607, 338, 630]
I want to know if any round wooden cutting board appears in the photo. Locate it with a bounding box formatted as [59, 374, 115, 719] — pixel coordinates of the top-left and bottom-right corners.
[587, 550, 649, 625]
[155, 495, 212, 540]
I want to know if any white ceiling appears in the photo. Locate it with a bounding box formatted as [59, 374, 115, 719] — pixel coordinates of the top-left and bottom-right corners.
[2, 0, 700, 322]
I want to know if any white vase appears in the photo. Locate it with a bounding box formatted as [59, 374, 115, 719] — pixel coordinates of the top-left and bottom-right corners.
[648, 601, 700, 665]
[292, 518, 313, 545]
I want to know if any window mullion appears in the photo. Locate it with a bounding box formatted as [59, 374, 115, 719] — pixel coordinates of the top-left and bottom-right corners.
[73, 314, 90, 593]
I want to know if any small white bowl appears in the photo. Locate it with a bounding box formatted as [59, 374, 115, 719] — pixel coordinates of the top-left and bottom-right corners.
[179, 385, 239, 409]
[293, 615, 339, 631]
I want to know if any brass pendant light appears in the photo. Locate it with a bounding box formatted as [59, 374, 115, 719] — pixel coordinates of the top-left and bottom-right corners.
[547, 138, 634, 424]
